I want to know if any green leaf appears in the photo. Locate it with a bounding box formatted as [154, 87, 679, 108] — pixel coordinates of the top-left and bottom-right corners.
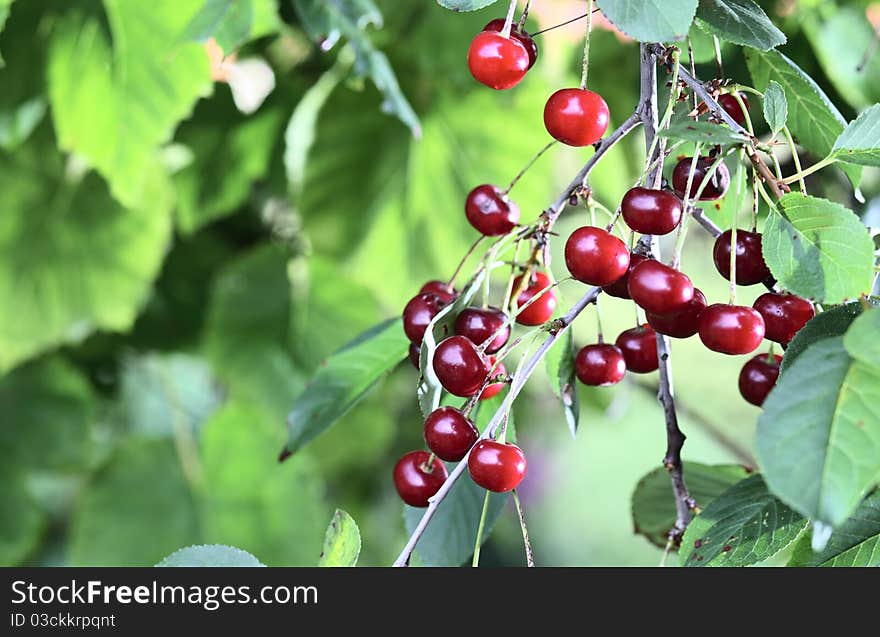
[843, 308, 880, 370]
[632, 463, 751, 549]
[680, 474, 807, 567]
[756, 338, 880, 528]
[694, 0, 785, 51]
[284, 318, 409, 455]
[781, 302, 870, 374]
[788, 490, 880, 567]
[0, 465, 46, 565]
[831, 104, 880, 167]
[762, 193, 874, 304]
[0, 96, 45, 151]
[0, 0, 12, 65]
[182, 0, 279, 52]
[318, 509, 361, 566]
[157, 544, 265, 567]
[762, 80, 787, 135]
[745, 49, 860, 189]
[48, 2, 211, 207]
[437, 0, 499, 11]
[660, 120, 748, 146]
[545, 329, 579, 438]
[597, 0, 698, 42]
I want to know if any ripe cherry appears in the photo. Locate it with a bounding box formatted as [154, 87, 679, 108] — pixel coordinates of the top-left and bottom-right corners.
[627, 260, 695, 315]
[753, 293, 815, 345]
[672, 156, 730, 200]
[575, 344, 626, 386]
[698, 304, 765, 355]
[510, 271, 557, 325]
[433, 335, 491, 397]
[621, 187, 683, 235]
[615, 324, 659, 374]
[393, 450, 448, 507]
[420, 280, 457, 304]
[408, 342, 421, 369]
[738, 353, 782, 407]
[717, 92, 750, 127]
[455, 306, 510, 354]
[482, 19, 538, 69]
[402, 293, 446, 343]
[645, 288, 707, 339]
[424, 407, 479, 462]
[543, 88, 610, 147]
[465, 185, 520, 236]
[712, 230, 770, 286]
[479, 358, 507, 400]
[468, 440, 527, 492]
[564, 226, 630, 286]
[602, 253, 648, 299]
[467, 31, 530, 90]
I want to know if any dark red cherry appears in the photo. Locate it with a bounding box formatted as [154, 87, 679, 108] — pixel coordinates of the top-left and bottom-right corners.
[738, 353, 782, 407]
[433, 335, 491, 397]
[627, 260, 695, 315]
[482, 19, 538, 69]
[753, 293, 815, 345]
[464, 185, 520, 237]
[510, 271, 557, 326]
[621, 187, 683, 235]
[672, 156, 730, 200]
[468, 440, 527, 492]
[543, 88, 610, 147]
[698, 304, 765, 355]
[455, 306, 510, 354]
[615, 324, 659, 374]
[424, 407, 479, 462]
[564, 226, 630, 286]
[575, 344, 626, 386]
[467, 31, 530, 90]
[393, 451, 448, 507]
[602, 253, 648, 299]
[420, 280, 457, 304]
[402, 293, 445, 343]
[645, 288, 708, 339]
[408, 342, 421, 369]
[479, 358, 507, 400]
[712, 230, 771, 286]
[717, 92, 750, 127]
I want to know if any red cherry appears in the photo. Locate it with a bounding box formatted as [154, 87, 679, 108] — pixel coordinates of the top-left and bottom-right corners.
[408, 342, 421, 369]
[510, 271, 557, 326]
[621, 187, 683, 235]
[627, 260, 695, 315]
[564, 226, 630, 286]
[717, 93, 750, 127]
[753, 293, 815, 345]
[479, 359, 507, 400]
[464, 185, 520, 236]
[543, 88, 610, 147]
[468, 440, 527, 492]
[467, 31, 530, 90]
[615, 324, 659, 374]
[420, 280, 457, 304]
[402, 293, 445, 343]
[393, 451, 448, 507]
[712, 230, 771, 286]
[454, 306, 510, 354]
[738, 353, 782, 407]
[645, 289, 708, 339]
[602, 253, 648, 299]
[424, 406, 479, 462]
[698, 304, 766, 355]
[433, 335, 491, 397]
[575, 343, 626, 386]
[672, 156, 730, 200]
[482, 19, 538, 69]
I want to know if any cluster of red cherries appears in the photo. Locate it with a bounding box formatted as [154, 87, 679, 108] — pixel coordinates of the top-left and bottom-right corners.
[392, 17, 815, 510]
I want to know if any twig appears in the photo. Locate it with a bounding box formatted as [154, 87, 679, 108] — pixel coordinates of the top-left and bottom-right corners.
[512, 489, 535, 567]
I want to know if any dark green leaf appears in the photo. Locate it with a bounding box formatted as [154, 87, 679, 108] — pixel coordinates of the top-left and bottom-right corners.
[318, 509, 361, 566]
[437, 0, 499, 11]
[157, 544, 265, 567]
[781, 302, 869, 374]
[182, 0, 253, 51]
[545, 328, 579, 437]
[0, 0, 13, 65]
[788, 490, 880, 567]
[660, 120, 748, 145]
[0, 465, 46, 565]
[762, 80, 787, 135]
[597, 0, 698, 42]
[843, 308, 880, 370]
[694, 0, 785, 51]
[831, 104, 880, 167]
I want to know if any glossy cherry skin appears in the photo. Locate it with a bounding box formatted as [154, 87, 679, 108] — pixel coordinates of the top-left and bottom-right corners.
[393, 451, 448, 507]
[615, 324, 659, 374]
[672, 156, 730, 200]
[455, 306, 510, 354]
[543, 88, 610, 147]
[408, 342, 421, 369]
[712, 230, 770, 286]
[621, 187, 683, 235]
[402, 293, 445, 343]
[511, 271, 557, 325]
[627, 260, 695, 315]
[465, 185, 520, 236]
[738, 354, 782, 407]
[698, 304, 766, 355]
[420, 280, 457, 304]
[424, 407, 479, 462]
[717, 93, 750, 127]
[602, 253, 648, 299]
[479, 359, 507, 400]
[483, 19, 538, 69]
[645, 288, 708, 339]
[575, 344, 626, 386]
[433, 335, 491, 397]
[753, 293, 815, 345]
[467, 31, 530, 90]
[564, 226, 630, 286]
[468, 440, 527, 492]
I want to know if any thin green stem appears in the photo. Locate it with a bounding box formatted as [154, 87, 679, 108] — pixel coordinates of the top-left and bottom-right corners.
[781, 125, 807, 193]
[780, 156, 837, 185]
[712, 36, 723, 78]
[517, 0, 531, 31]
[512, 489, 535, 567]
[471, 489, 492, 567]
[580, 0, 594, 88]
[504, 141, 557, 194]
[501, 0, 518, 37]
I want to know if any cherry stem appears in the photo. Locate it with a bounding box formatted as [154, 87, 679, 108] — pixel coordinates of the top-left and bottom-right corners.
[422, 453, 437, 473]
[751, 165, 760, 231]
[530, 8, 600, 37]
[686, 36, 698, 113]
[512, 489, 535, 567]
[781, 125, 807, 194]
[713, 35, 723, 78]
[471, 489, 492, 567]
[479, 277, 563, 352]
[595, 294, 605, 343]
[579, 0, 594, 89]
[447, 236, 486, 288]
[780, 155, 836, 185]
[501, 0, 518, 38]
[517, 0, 531, 31]
[503, 140, 557, 194]
[729, 210, 739, 305]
